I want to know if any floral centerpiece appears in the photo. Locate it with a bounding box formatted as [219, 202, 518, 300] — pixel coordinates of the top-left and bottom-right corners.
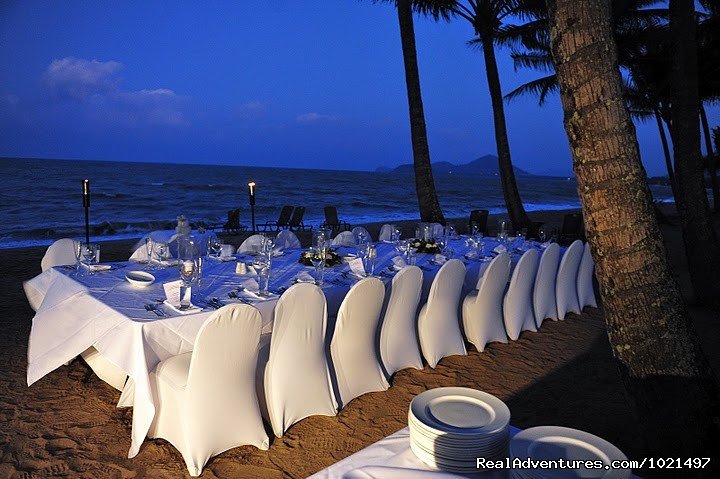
[299, 249, 343, 267]
[410, 238, 441, 254]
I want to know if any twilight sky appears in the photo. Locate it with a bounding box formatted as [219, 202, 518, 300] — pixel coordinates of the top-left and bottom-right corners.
[0, 1, 717, 176]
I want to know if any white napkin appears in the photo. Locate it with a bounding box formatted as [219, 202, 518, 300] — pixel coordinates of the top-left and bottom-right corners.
[391, 256, 406, 270]
[272, 247, 284, 256]
[220, 244, 234, 258]
[493, 244, 508, 254]
[540, 241, 551, 249]
[349, 258, 366, 277]
[162, 280, 197, 314]
[295, 272, 315, 283]
[87, 264, 112, 272]
[432, 254, 447, 265]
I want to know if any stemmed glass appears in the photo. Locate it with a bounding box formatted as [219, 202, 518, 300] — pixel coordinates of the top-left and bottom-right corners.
[154, 242, 169, 266]
[256, 260, 271, 296]
[144, 237, 154, 266]
[309, 247, 326, 286]
[209, 238, 222, 258]
[80, 243, 99, 274]
[178, 259, 198, 310]
[538, 227, 548, 243]
[74, 241, 84, 272]
[362, 244, 377, 277]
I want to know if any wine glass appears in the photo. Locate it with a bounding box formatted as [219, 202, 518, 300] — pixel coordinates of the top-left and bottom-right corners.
[538, 227, 548, 243]
[309, 247, 325, 286]
[256, 261, 271, 296]
[74, 241, 84, 272]
[178, 259, 197, 310]
[144, 237, 154, 266]
[362, 244, 377, 276]
[154, 242, 169, 266]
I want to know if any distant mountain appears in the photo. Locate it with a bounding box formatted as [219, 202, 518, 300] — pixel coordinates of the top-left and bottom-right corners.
[376, 154, 534, 176]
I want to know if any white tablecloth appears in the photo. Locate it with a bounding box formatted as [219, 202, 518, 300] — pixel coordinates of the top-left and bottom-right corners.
[24, 239, 536, 458]
[307, 427, 641, 479]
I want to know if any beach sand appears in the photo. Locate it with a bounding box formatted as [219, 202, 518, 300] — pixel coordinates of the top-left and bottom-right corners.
[1, 208, 718, 478]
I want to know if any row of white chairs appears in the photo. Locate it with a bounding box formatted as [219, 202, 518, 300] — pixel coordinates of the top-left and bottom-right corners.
[148, 239, 596, 475]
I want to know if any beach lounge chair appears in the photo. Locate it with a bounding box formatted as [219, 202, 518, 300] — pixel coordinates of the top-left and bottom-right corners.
[260, 205, 294, 232]
[148, 304, 269, 477]
[559, 213, 584, 244]
[223, 209, 247, 233]
[468, 209, 489, 235]
[322, 206, 351, 233]
[288, 206, 308, 231]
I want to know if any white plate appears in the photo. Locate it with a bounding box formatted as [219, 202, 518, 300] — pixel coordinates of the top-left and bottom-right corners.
[510, 426, 630, 479]
[409, 415, 508, 446]
[125, 270, 155, 287]
[410, 387, 510, 437]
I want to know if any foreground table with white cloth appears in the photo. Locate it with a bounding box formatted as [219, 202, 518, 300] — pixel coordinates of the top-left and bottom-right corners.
[307, 427, 641, 479]
[24, 238, 541, 457]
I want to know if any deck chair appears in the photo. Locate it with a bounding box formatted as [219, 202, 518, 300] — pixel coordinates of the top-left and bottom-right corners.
[260, 206, 294, 232]
[559, 213, 584, 245]
[222, 209, 246, 233]
[288, 206, 307, 231]
[468, 209, 489, 235]
[322, 206, 351, 233]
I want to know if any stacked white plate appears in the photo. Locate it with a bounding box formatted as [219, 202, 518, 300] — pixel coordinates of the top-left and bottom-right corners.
[509, 426, 631, 479]
[409, 387, 511, 473]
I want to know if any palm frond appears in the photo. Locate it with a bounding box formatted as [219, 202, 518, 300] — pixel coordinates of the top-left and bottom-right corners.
[504, 74, 558, 105]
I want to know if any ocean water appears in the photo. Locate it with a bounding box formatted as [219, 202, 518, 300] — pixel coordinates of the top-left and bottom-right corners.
[0, 158, 674, 249]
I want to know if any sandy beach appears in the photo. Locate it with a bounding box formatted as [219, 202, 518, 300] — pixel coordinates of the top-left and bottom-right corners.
[1, 208, 718, 478]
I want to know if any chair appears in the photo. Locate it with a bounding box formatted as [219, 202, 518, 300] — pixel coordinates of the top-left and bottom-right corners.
[468, 209, 489, 235]
[322, 206, 351, 233]
[148, 304, 269, 476]
[330, 277, 389, 408]
[260, 205, 294, 232]
[503, 249, 540, 340]
[331, 231, 357, 247]
[379, 266, 423, 377]
[275, 230, 301, 250]
[378, 224, 396, 242]
[40, 238, 79, 272]
[577, 242, 598, 309]
[223, 208, 246, 233]
[262, 284, 337, 437]
[418, 259, 467, 368]
[533, 243, 561, 328]
[428, 222, 445, 240]
[238, 234, 266, 254]
[556, 240, 584, 320]
[352, 226, 372, 244]
[288, 206, 308, 231]
[559, 213, 584, 244]
[462, 253, 511, 352]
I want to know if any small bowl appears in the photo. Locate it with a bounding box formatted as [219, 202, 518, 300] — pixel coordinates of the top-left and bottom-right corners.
[125, 270, 155, 287]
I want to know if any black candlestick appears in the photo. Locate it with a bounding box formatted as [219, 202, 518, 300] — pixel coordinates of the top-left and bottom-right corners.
[82, 179, 90, 245]
[248, 182, 256, 233]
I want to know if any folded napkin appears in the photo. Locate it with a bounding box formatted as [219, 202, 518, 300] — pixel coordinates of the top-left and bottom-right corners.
[539, 241, 551, 249]
[162, 280, 197, 314]
[391, 256, 406, 270]
[432, 254, 447, 265]
[295, 272, 315, 283]
[242, 289, 277, 301]
[272, 247, 284, 256]
[349, 258, 366, 277]
[493, 244, 508, 254]
[87, 264, 112, 272]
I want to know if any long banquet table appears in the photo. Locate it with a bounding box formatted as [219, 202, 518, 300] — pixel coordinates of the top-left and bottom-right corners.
[24, 238, 539, 458]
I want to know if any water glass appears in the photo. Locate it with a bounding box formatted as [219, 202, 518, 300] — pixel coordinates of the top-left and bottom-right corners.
[538, 227, 548, 243]
[144, 237, 154, 265]
[309, 247, 325, 286]
[154, 242, 169, 265]
[74, 241, 84, 271]
[362, 244, 377, 276]
[257, 263, 271, 296]
[209, 237, 222, 258]
[178, 259, 197, 309]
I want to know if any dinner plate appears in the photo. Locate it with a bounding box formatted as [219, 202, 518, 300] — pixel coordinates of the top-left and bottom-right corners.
[410, 388, 510, 437]
[125, 270, 155, 287]
[408, 414, 508, 446]
[510, 426, 630, 479]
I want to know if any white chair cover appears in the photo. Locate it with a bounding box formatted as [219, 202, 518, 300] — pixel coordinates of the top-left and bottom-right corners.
[556, 240, 584, 320]
[577, 242, 598, 309]
[533, 243, 561, 327]
[40, 238, 78, 272]
[275, 230, 301, 250]
[330, 277, 389, 408]
[331, 231, 357, 247]
[352, 226, 372, 243]
[379, 266, 423, 377]
[378, 224, 395, 242]
[238, 234, 266, 254]
[148, 304, 269, 476]
[263, 283, 337, 437]
[427, 223, 444, 240]
[418, 259, 467, 368]
[462, 253, 511, 352]
[503, 249, 539, 340]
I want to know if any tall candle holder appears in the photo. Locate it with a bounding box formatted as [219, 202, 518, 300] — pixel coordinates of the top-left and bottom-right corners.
[248, 181, 256, 233]
[82, 179, 90, 245]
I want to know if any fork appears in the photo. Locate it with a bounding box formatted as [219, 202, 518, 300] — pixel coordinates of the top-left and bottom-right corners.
[145, 304, 164, 317]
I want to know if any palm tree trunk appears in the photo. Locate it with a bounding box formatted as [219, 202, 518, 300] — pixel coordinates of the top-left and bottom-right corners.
[479, 36, 531, 231]
[669, 0, 720, 308]
[547, 0, 720, 465]
[655, 108, 678, 200]
[700, 102, 719, 212]
[396, 0, 445, 224]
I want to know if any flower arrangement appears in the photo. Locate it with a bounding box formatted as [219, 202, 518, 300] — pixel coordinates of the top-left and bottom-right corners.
[299, 249, 342, 267]
[410, 239, 441, 254]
